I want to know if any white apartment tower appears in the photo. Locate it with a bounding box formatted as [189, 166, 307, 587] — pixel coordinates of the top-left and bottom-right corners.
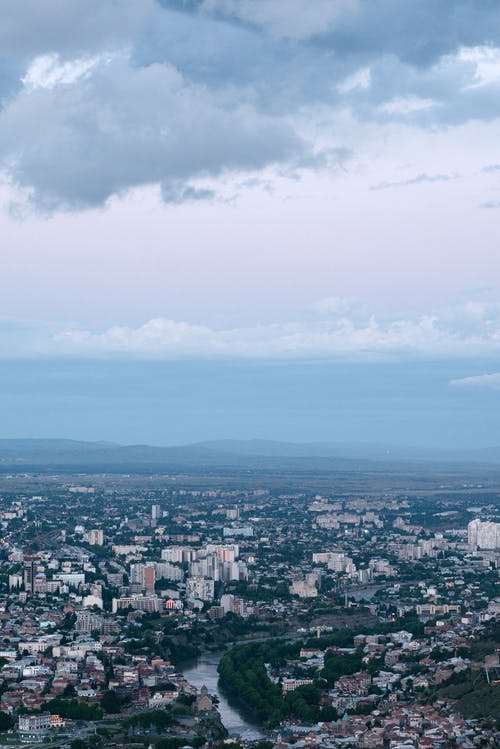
[468, 519, 500, 550]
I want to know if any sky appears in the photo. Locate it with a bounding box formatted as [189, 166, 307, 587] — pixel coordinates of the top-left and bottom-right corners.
[1, 0, 500, 447]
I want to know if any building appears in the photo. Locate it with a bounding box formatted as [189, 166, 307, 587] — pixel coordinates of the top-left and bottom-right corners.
[54, 573, 85, 588]
[220, 593, 235, 614]
[468, 519, 500, 550]
[206, 543, 239, 562]
[282, 678, 314, 694]
[223, 526, 253, 538]
[221, 560, 248, 581]
[152, 504, 161, 520]
[186, 577, 214, 601]
[75, 610, 115, 634]
[23, 556, 38, 594]
[18, 713, 51, 743]
[154, 561, 183, 582]
[9, 573, 22, 589]
[130, 562, 156, 593]
[161, 546, 196, 563]
[112, 595, 163, 613]
[88, 529, 104, 546]
[416, 603, 461, 619]
[195, 685, 213, 712]
[290, 579, 318, 598]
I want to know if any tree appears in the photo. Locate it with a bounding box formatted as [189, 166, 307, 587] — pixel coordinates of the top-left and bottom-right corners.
[253, 742, 273, 749]
[0, 713, 14, 732]
[320, 705, 338, 722]
[70, 740, 87, 749]
[100, 690, 122, 714]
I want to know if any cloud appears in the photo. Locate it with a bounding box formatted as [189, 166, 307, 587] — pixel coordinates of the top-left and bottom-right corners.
[46, 315, 466, 359]
[482, 164, 500, 173]
[336, 67, 371, 94]
[2, 1, 500, 210]
[165, 1, 500, 66]
[160, 182, 217, 204]
[370, 173, 456, 191]
[450, 372, 500, 390]
[458, 46, 500, 89]
[308, 296, 363, 318]
[480, 200, 500, 209]
[197, 0, 358, 40]
[22, 53, 108, 90]
[0, 55, 310, 210]
[5, 299, 500, 361]
[0, 0, 155, 59]
[378, 96, 436, 116]
[153, 5, 500, 126]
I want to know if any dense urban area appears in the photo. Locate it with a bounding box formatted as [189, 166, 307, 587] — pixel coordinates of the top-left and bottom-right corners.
[0, 466, 498, 749]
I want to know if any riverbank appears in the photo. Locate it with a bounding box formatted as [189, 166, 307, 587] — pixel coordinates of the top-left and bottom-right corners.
[182, 651, 266, 741]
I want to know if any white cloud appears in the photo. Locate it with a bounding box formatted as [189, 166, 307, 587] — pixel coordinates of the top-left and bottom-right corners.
[308, 296, 361, 318]
[378, 96, 436, 116]
[22, 53, 109, 90]
[1, 299, 497, 360]
[450, 372, 500, 389]
[457, 45, 500, 89]
[336, 67, 371, 95]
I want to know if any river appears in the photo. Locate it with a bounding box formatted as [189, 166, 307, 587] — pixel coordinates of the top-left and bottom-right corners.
[182, 651, 265, 741]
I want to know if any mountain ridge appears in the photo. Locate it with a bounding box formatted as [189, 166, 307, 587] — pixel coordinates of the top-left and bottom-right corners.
[0, 437, 499, 471]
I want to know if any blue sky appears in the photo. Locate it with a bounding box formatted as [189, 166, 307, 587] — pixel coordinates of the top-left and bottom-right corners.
[1, 358, 499, 448]
[1, 1, 500, 446]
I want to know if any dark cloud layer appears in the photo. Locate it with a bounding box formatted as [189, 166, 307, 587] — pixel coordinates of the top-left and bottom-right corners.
[1, 0, 500, 210]
[0, 58, 308, 210]
[161, 0, 500, 64]
[0, 0, 152, 58]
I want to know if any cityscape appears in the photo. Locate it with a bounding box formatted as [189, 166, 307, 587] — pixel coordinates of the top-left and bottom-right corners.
[0, 450, 496, 748]
[1, 1, 500, 749]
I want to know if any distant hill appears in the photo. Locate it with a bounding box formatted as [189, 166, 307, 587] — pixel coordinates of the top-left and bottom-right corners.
[0, 437, 499, 472]
[196, 438, 500, 464]
[0, 439, 222, 468]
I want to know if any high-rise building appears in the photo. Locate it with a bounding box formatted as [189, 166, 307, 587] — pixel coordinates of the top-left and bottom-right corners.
[468, 519, 500, 550]
[206, 544, 239, 562]
[144, 563, 155, 593]
[221, 560, 248, 581]
[88, 529, 104, 546]
[152, 504, 161, 520]
[220, 593, 235, 614]
[9, 574, 22, 589]
[161, 546, 196, 563]
[130, 562, 156, 593]
[186, 577, 214, 601]
[23, 556, 37, 593]
[154, 562, 183, 582]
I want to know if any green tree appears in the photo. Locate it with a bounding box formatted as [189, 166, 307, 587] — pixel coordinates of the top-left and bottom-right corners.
[0, 713, 14, 732]
[100, 690, 122, 714]
[70, 740, 87, 749]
